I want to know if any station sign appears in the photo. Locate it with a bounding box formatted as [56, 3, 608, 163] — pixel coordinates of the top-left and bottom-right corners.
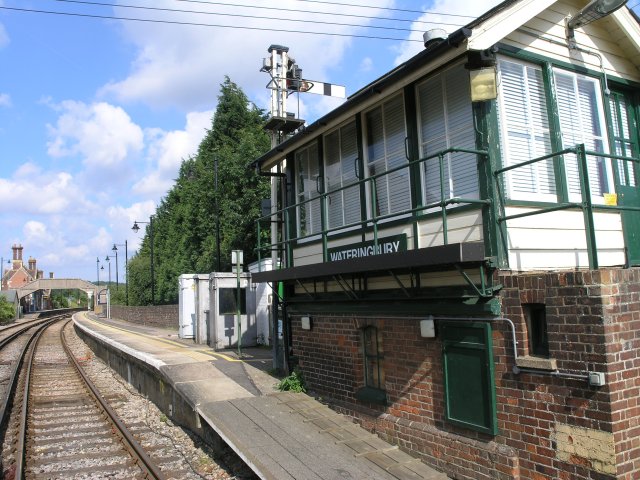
[327, 234, 407, 262]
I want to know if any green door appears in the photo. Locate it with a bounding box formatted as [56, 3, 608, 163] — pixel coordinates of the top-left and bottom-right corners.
[619, 185, 640, 265]
[609, 91, 640, 266]
[441, 321, 497, 435]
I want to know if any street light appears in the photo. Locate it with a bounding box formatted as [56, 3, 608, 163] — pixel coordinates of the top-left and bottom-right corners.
[112, 241, 129, 305]
[132, 216, 155, 305]
[104, 255, 111, 285]
[96, 257, 101, 286]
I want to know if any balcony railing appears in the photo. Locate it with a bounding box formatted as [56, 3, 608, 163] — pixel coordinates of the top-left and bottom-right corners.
[494, 144, 640, 269]
[257, 147, 490, 270]
[257, 144, 640, 271]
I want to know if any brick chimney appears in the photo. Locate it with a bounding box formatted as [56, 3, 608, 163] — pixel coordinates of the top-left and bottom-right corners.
[49, 272, 54, 279]
[12, 244, 23, 270]
[28, 257, 36, 272]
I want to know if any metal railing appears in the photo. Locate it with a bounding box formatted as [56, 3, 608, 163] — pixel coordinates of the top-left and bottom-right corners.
[494, 143, 640, 269]
[257, 147, 490, 268]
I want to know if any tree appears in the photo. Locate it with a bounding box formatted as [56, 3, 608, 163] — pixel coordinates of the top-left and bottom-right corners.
[0, 296, 15, 322]
[127, 77, 271, 305]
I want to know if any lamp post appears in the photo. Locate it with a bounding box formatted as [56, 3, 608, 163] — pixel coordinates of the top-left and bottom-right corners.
[96, 257, 101, 286]
[112, 241, 128, 305]
[0, 258, 10, 289]
[104, 256, 111, 285]
[132, 217, 155, 305]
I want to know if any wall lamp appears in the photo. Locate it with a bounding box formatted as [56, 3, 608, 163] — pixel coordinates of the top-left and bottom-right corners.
[466, 48, 499, 102]
[566, 0, 627, 47]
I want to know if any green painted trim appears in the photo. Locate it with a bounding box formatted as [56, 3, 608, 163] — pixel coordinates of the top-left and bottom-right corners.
[355, 113, 367, 244]
[503, 198, 569, 209]
[404, 84, 422, 248]
[542, 62, 568, 203]
[473, 99, 508, 268]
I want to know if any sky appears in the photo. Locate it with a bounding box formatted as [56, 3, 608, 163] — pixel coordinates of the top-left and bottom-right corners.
[0, 0, 637, 284]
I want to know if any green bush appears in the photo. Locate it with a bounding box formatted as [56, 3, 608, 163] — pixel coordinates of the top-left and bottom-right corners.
[0, 297, 16, 322]
[276, 368, 306, 393]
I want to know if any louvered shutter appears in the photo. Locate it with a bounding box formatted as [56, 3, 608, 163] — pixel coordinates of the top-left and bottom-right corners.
[365, 95, 410, 217]
[295, 143, 322, 237]
[496, 60, 554, 199]
[324, 121, 361, 229]
[418, 63, 477, 206]
[554, 70, 609, 199]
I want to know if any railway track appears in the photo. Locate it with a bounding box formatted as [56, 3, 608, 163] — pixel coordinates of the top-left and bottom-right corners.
[1, 316, 166, 479]
[0, 315, 252, 480]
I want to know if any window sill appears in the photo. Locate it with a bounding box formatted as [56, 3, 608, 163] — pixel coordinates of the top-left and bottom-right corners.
[516, 356, 557, 371]
[355, 386, 387, 405]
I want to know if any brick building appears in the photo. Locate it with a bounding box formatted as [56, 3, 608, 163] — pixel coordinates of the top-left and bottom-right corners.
[1, 244, 47, 311]
[252, 1, 640, 479]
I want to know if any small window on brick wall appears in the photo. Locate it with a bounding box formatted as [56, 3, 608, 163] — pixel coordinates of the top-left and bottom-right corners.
[524, 303, 549, 357]
[356, 325, 386, 405]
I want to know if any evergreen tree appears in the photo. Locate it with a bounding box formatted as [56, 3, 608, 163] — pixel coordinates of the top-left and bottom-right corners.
[128, 77, 271, 305]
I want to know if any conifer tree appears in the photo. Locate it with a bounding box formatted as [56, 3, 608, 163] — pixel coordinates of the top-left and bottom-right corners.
[128, 77, 271, 305]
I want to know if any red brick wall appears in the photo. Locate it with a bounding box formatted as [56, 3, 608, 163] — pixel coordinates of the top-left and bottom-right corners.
[291, 268, 640, 480]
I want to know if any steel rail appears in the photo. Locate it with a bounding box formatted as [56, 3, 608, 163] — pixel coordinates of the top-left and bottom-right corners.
[60, 319, 167, 480]
[14, 317, 52, 480]
[0, 316, 63, 431]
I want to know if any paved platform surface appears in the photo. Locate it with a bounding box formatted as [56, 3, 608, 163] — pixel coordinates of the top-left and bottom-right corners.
[73, 312, 447, 480]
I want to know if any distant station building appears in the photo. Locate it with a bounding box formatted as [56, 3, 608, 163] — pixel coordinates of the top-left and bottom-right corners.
[1, 244, 50, 311]
[252, 1, 640, 479]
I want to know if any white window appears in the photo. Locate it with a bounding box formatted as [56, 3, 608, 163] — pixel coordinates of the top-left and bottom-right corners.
[324, 121, 361, 230]
[554, 69, 612, 201]
[418, 63, 479, 206]
[364, 94, 410, 218]
[295, 143, 321, 237]
[497, 59, 555, 201]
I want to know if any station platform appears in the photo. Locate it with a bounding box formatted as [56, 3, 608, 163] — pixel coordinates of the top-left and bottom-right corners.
[73, 311, 447, 480]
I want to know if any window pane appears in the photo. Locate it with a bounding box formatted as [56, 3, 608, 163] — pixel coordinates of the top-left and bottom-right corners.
[496, 59, 554, 198]
[219, 288, 247, 315]
[418, 63, 478, 206]
[324, 122, 361, 229]
[296, 143, 322, 236]
[554, 70, 609, 198]
[366, 95, 410, 217]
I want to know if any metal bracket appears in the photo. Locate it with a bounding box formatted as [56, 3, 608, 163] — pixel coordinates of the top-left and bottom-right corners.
[454, 263, 497, 299]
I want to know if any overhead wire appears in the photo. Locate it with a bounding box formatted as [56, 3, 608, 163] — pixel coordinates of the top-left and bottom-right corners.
[175, 0, 466, 26]
[0, 5, 426, 42]
[292, 0, 476, 18]
[50, 0, 465, 31]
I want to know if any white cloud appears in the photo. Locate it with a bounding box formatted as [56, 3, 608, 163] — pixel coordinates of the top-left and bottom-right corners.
[46, 100, 144, 169]
[392, 0, 502, 66]
[23, 221, 53, 245]
[100, 0, 395, 112]
[0, 93, 10, 107]
[0, 169, 93, 215]
[133, 110, 212, 197]
[359, 57, 373, 73]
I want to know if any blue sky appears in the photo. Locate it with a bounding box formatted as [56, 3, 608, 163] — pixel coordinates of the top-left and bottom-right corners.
[0, 0, 637, 283]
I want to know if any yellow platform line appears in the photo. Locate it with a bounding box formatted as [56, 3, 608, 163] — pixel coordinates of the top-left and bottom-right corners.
[79, 313, 242, 362]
